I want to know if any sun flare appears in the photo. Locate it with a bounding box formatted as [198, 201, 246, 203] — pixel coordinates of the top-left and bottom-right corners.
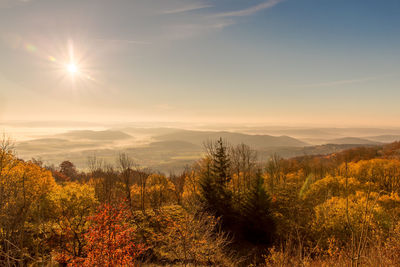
[67, 63, 78, 74]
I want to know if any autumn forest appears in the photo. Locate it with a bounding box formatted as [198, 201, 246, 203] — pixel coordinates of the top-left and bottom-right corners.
[1, 135, 400, 266]
[2, 1, 400, 266]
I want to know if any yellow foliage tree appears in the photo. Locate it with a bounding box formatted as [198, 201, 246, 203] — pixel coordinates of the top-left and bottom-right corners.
[49, 182, 98, 263]
[0, 148, 57, 264]
[146, 174, 175, 210]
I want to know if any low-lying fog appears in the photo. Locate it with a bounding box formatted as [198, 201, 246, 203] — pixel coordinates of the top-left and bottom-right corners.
[2, 121, 400, 173]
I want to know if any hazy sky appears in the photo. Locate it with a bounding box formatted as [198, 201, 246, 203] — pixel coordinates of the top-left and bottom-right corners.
[0, 0, 399, 126]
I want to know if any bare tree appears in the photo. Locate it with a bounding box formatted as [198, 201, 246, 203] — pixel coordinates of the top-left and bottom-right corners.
[117, 153, 135, 212]
[132, 166, 151, 213]
[87, 155, 104, 174]
[166, 210, 239, 266]
[230, 143, 257, 204]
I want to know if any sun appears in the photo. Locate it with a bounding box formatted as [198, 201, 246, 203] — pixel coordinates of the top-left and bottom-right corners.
[66, 63, 78, 74]
[46, 41, 96, 83]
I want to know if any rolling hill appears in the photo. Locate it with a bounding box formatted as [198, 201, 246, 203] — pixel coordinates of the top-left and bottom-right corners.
[154, 130, 308, 148]
[13, 127, 397, 173]
[327, 137, 382, 145]
[365, 135, 400, 143]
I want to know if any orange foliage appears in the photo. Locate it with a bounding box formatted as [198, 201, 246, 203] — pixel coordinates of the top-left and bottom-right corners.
[56, 203, 145, 266]
[83, 203, 145, 266]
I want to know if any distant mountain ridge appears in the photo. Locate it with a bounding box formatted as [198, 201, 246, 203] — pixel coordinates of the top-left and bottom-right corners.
[327, 137, 382, 145]
[154, 130, 308, 148]
[365, 135, 400, 143]
[13, 127, 398, 173]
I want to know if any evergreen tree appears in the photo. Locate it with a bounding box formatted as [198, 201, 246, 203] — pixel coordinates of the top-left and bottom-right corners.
[199, 139, 234, 227]
[210, 138, 231, 185]
[200, 140, 275, 245]
[240, 169, 275, 244]
[199, 161, 218, 211]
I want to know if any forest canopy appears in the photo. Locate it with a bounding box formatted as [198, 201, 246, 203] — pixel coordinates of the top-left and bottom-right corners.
[1, 138, 400, 266]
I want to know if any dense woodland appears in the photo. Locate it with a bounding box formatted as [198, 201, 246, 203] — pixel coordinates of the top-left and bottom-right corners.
[1, 136, 400, 266]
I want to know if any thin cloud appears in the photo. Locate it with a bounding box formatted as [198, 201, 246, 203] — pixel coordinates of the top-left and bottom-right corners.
[299, 74, 395, 88]
[164, 20, 234, 40]
[162, 3, 213, 14]
[214, 0, 284, 18]
[163, 0, 284, 39]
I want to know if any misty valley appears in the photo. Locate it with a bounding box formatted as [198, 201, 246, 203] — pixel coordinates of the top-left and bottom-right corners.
[8, 124, 400, 173]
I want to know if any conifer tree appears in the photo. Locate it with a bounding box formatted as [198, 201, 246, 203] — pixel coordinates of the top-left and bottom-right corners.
[210, 138, 231, 185]
[240, 169, 275, 244]
[199, 139, 234, 227]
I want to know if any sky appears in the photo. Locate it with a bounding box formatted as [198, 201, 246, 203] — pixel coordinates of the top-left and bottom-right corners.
[0, 0, 399, 127]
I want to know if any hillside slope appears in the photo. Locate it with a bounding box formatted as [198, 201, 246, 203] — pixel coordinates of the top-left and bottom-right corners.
[155, 130, 308, 148]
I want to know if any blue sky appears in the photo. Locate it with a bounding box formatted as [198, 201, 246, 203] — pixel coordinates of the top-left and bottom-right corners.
[0, 0, 399, 126]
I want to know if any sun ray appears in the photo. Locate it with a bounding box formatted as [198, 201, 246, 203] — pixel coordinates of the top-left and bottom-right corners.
[67, 63, 78, 74]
